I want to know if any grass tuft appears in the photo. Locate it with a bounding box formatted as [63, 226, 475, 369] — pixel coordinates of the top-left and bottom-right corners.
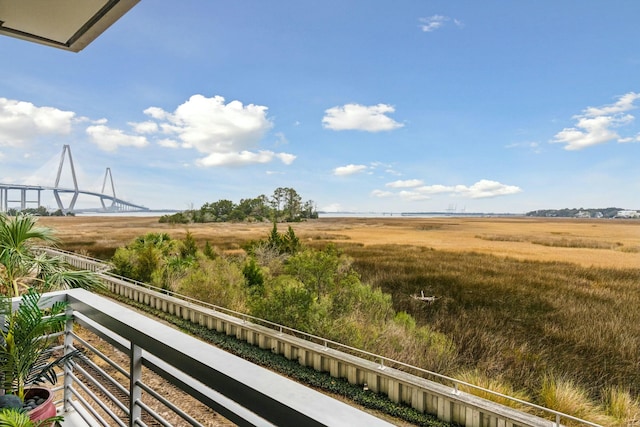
[456, 369, 531, 411]
[602, 386, 640, 426]
[539, 375, 613, 426]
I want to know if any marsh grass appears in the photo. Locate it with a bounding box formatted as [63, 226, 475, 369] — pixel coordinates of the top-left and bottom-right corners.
[476, 234, 625, 250]
[305, 233, 352, 241]
[539, 375, 614, 426]
[602, 387, 640, 426]
[475, 234, 527, 242]
[346, 243, 640, 421]
[530, 237, 623, 250]
[46, 216, 640, 424]
[456, 369, 531, 411]
[618, 245, 640, 253]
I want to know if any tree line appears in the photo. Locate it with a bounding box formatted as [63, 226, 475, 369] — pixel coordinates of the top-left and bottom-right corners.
[159, 187, 317, 224]
[526, 207, 623, 218]
[2, 207, 71, 217]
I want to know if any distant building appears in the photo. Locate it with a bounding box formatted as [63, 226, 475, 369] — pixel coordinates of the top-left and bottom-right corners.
[615, 210, 640, 218]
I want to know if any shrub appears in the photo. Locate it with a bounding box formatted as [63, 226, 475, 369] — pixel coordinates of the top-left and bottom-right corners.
[178, 256, 246, 312]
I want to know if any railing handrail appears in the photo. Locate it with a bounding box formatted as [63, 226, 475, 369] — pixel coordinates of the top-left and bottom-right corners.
[19, 289, 393, 426]
[45, 247, 603, 427]
[35, 246, 113, 267]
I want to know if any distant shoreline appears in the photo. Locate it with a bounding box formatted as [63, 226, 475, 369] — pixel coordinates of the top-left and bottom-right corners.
[318, 211, 523, 218]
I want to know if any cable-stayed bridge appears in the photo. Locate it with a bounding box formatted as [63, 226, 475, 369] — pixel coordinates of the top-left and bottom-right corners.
[0, 145, 148, 214]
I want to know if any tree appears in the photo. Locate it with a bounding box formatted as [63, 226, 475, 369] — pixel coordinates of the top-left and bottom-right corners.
[284, 246, 343, 299]
[0, 213, 100, 297]
[302, 200, 318, 219]
[203, 241, 217, 259]
[253, 195, 271, 221]
[282, 226, 301, 254]
[207, 199, 235, 222]
[180, 231, 198, 259]
[270, 187, 287, 222]
[283, 188, 302, 222]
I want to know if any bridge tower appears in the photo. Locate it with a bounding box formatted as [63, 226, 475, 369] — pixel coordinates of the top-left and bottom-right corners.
[0, 145, 149, 214]
[100, 167, 117, 211]
[53, 144, 79, 213]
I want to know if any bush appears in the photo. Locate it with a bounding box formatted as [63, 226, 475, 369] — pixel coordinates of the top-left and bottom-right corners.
[178, 256, 246, 312]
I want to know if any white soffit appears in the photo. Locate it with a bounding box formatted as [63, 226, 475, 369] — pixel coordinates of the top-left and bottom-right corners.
[0, 0, 139, 52]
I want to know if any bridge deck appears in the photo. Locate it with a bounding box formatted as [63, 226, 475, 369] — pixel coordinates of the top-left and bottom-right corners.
[0, 183, 148, 213]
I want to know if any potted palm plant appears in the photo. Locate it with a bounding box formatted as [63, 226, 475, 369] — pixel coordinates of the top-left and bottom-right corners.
[0, 213, 99, 423]
[0, 213, 102, 297]
[0, 288, 81, 423]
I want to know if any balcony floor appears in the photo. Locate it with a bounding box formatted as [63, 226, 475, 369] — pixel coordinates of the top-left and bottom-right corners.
[58, 406, 100, 427]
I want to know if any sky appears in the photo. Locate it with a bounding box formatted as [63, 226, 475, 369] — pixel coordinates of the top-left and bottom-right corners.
[1, 1, 639, 214]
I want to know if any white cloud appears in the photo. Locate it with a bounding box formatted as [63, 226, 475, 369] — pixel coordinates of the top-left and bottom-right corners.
[322, 103, 403, 132]
[416, 184, 455, 194]
[321, 203, 343, 212]
[371, 189, 393, 198]
[552, 92, 640, 150]
[158, 138, 180, 148]
[195, 150, 295, 167]
[583, 92, 640, 117]
[419, 15, 463, 32]
[419, 15, 448, 32]
[453, 180, 522, 198]
[618, 134, 640, 143]
[386, 179, 423, 188]
[505, 141, 541, 153]
[86, 124, 149, 152]
[373, 179, 521, 201]
[141, 94, 289, 166]
[334, 164, 368, 176]
[130, 120, 159, 134]
[399, 190, 430, 201]
[143, 107, 167, 120]
[277, 153, 297, 164]
[149, 94, 272, 151]
[0, 98, 75, 146]
[273, 132, 288, 146]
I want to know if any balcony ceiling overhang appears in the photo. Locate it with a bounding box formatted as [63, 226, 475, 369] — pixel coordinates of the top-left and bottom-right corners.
[0, 0, 139, 52]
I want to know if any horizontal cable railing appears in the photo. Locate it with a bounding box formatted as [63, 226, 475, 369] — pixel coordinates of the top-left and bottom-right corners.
[46, 247, 603, 427]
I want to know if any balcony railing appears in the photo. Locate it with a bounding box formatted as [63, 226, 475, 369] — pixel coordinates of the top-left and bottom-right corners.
[19, 289, 396, 427]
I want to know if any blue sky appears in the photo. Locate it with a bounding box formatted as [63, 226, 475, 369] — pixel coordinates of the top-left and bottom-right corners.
[1, 1, 639, 213]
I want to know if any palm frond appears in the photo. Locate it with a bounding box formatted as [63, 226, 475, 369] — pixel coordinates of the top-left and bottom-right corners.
[0, 407, 63, 427]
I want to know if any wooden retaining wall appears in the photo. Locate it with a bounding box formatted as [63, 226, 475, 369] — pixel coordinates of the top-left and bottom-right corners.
[100, 274, 555, 427]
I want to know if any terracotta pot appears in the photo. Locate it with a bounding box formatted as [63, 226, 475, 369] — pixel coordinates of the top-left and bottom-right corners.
[24, 387, 56, 422]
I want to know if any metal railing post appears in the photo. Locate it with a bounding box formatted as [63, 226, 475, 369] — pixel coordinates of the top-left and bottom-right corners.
[129, 344, 142, 427]
[63, 304, 75, 413]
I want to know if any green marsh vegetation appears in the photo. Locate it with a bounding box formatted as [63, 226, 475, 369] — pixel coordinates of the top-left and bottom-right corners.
[346, 243, 640, 425]
[110, 226, 457, 372]
[60, 216, 640, 425]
